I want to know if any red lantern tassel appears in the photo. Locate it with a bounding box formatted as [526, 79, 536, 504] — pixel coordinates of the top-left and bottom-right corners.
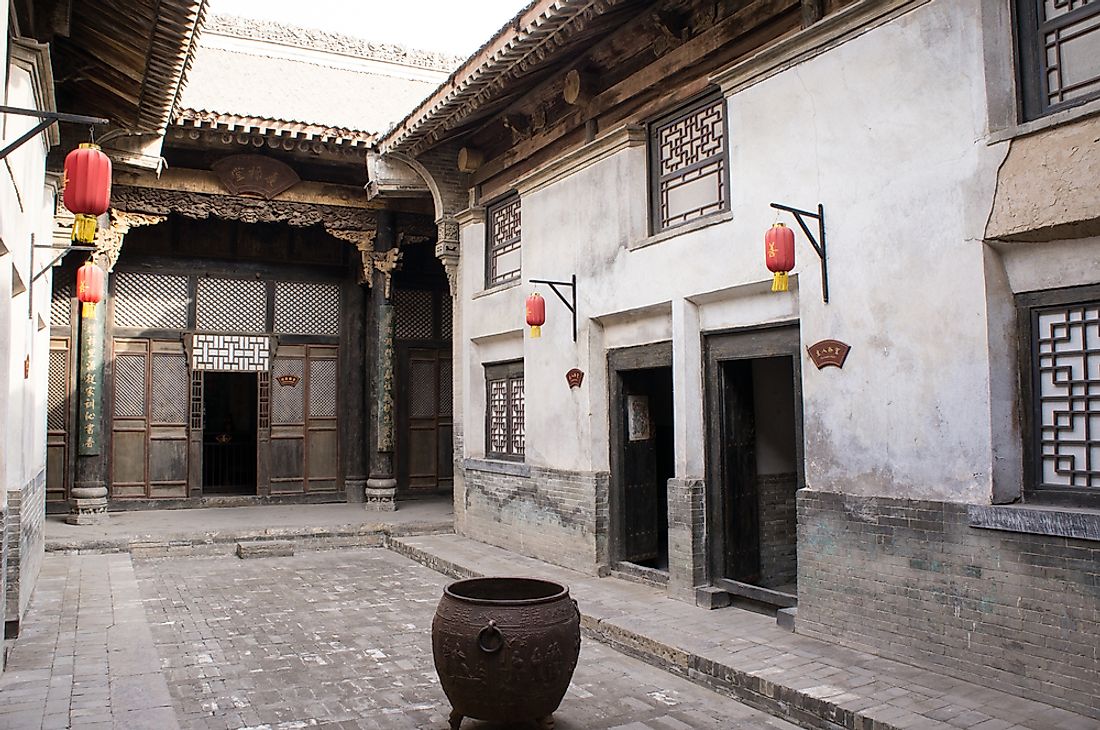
[81, 302, 97, 318]
[772, 272, 789, 292]
[72, 214, 98, 244]
[530, 325, 541, 339]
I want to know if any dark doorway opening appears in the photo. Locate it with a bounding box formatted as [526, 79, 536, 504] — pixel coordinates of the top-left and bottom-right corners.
[203, 372, 258, 495]
[706, 327, 802, 609]
[616, 366, 675, 571]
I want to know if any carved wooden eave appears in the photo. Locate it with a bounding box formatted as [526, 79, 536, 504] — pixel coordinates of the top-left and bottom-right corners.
[109, 184, 378, 231]
[328, 229, 402, 296]
[379, 0, 630, 157]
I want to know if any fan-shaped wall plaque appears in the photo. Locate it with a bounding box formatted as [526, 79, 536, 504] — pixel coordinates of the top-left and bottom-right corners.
[212, 154, 300, 199]
[807, 339, 850, 369]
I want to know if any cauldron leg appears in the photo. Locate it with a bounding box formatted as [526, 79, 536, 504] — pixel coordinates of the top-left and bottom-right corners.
[536, 715, 555, 730]
[448, 709, 463, 729]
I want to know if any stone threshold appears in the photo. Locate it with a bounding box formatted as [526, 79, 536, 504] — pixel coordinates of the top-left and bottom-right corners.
[46, 520, 454, 557]
[389, 534, 1095, 730]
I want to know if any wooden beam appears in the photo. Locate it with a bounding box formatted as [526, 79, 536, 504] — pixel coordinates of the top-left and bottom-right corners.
[801, 0, 825, 28]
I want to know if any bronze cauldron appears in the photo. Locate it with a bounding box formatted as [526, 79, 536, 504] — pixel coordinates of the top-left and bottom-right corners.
[432, 577, 581, 729]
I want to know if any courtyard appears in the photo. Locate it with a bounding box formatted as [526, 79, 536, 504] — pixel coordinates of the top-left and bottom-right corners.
[0, 546, 800, 730]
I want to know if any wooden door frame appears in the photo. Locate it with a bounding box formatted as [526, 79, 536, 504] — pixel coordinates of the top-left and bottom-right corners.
[703, 322, 803, 589]
[607, 341, 673, 566]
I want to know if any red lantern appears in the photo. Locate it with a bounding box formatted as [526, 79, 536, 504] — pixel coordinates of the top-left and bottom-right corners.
[76, 260, 105, 319]
[63, 143, 112, 244]
[526, 292, 546, 338]
[765, 223, 795, 292]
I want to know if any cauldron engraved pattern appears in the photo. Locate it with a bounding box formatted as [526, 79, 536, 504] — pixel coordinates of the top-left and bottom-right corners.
[432, 577, 581, 729]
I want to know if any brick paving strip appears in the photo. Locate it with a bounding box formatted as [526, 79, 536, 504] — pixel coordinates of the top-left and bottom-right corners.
[389, 535, 1097, 730]
[0, 554, 178, 730]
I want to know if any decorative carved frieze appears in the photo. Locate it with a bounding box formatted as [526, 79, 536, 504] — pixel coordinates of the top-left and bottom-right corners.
[110, 184, 377, 231]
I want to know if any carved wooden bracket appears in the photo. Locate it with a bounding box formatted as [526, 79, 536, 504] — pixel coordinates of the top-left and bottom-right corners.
[95, 210, 167, 271]
[361, 248, 402, 299]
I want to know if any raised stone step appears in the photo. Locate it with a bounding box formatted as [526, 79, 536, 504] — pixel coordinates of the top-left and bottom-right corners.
[236, 540, 294, 559]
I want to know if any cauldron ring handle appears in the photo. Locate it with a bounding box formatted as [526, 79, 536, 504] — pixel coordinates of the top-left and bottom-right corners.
[477, 620, 504, 654]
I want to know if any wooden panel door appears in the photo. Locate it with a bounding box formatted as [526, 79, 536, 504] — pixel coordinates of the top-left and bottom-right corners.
[305, 346, 339, 492]
[270, 345, 307, 493]
[721, 359, 760, 583]
[622, 390, 660, 563]
[46, 338, 72, 505]
[397, 345, 454, 493]
[110, 339, 189, 499]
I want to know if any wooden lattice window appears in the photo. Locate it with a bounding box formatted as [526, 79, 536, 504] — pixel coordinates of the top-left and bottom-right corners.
[1019, 285, 1100, 507]
[486, 194, 521, 287]
[649, 94, 729, 233]
[485, 360, 524, 460]
[1016, 0, 1100, 120]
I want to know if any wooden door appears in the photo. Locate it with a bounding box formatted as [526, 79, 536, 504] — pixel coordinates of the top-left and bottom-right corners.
[704, 324, 803, 593]
[46, 338, 72, 504]
[397, 345, 454, 493]
[721, 360, 760, 583]
[269, 344, 339, 494]
[110, 338, 190, 499]
[622, 389, 660, 563]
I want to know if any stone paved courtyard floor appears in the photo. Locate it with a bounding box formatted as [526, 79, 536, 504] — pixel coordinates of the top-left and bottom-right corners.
[0, 549, 800, 729]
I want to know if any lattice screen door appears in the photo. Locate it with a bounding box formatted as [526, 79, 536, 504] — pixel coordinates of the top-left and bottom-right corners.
[394, 287, 453, 494]
[111, 339, 190, 498]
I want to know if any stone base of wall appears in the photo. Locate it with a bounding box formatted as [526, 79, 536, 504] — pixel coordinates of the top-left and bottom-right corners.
[5, 470, 46, 638]
[460, 460, 609, 574]
[797, 489, 1099, 720]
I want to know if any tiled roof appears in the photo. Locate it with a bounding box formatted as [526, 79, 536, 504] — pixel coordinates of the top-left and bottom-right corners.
[172, 109, 375, 147]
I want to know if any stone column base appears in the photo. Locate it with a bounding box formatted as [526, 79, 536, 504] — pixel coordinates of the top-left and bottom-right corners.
[364, 478, 397, 511]
[67, 485, 109, 525]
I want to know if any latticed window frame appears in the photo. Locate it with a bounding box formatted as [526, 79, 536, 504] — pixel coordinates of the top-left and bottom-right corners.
[1015, 0, 1100, 121]
[484, 360, 525, 461]
[1018, 284, 1100, 508]
[648, 92, 730, 234]
[485, 194, 522, 288]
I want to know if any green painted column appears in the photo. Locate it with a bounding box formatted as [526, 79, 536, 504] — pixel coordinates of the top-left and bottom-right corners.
[68, 294, 108, 524]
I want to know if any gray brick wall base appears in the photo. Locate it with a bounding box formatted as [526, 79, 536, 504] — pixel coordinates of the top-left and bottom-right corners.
[4, 470, 45, 638]
[797, 489, 1099, 720]
[459, 462, 609, 574]
[667, 477, 706, 603]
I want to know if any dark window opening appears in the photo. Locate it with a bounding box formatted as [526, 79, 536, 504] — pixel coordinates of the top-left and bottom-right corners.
[1016, 0, 1100, 120]
[1018, 285, 1100, 507]
[486, 194, 521, 287]
[649, 93, 729, 233]
[485, 360, 524, 461]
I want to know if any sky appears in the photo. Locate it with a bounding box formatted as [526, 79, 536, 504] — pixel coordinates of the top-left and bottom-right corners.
[208, 0, 532, 57]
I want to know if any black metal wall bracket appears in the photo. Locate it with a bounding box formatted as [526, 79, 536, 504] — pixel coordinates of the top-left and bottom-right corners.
[770, 202, 829, 304]
[529, 274, 578, 342]
[0, 105, 110, 161]
[32, 243, 97, 282]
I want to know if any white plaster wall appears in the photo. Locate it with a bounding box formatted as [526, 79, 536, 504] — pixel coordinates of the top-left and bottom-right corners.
[2, 53, 53, 499]
[456, 0, 1010, 503]
[732, 0, 1008, 501]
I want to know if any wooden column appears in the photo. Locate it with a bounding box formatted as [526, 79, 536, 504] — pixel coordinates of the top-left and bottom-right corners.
[366, 212, 399, 510]
[68, 295, 107, 524]
[342, 279, 368, 502]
